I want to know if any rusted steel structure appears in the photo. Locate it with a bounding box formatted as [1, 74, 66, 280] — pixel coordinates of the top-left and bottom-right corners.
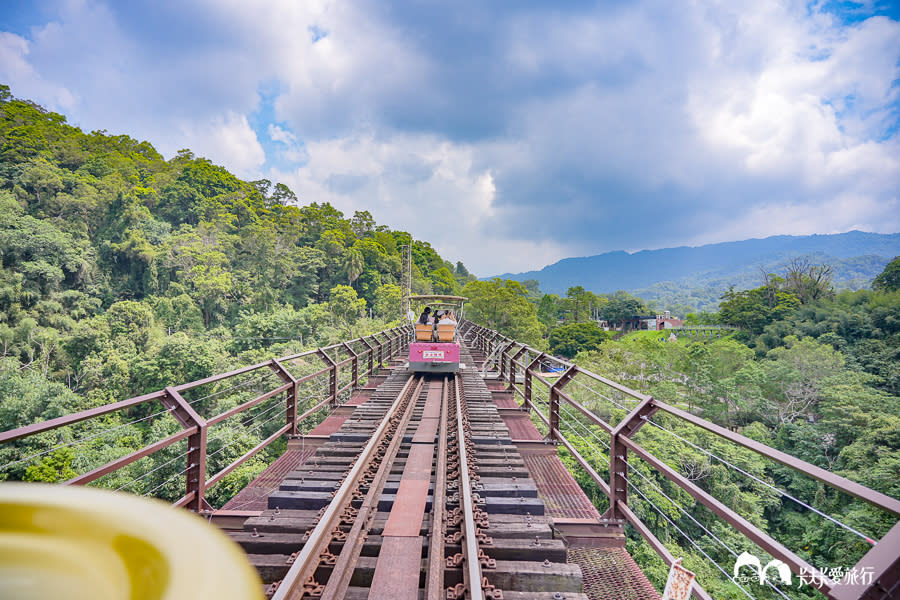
[0, 325, 412, 513]
[461, 320, 900, 600]
[237, 350, 577, 599]
[3, 319, 899, 599]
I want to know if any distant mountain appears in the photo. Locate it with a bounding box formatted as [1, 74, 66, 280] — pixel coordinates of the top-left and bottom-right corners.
[491, 231, 900, 312]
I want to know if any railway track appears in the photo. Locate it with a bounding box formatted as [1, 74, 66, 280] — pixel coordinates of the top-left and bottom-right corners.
[230, 350, 586, 599]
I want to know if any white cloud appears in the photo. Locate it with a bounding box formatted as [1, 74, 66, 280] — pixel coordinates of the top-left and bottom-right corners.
[268, 124, 296, 145]
[0, 31, 76, 110]
[269, 132, 509, 270]
[695, 191, 900, 248]
[177, 112, 266, 177]
[1, 0, 898, 275]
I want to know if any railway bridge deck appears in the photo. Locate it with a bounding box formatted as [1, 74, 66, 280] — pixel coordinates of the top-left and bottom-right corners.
[1, 320, 898, 599]
[218, 344, 657, 599]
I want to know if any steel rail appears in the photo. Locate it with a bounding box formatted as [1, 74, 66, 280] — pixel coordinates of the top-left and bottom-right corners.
[454, 375, 485, 600]
[425, 377, 449, 600]
[270, 374, 420, 600]
[320, 376, 425, 600]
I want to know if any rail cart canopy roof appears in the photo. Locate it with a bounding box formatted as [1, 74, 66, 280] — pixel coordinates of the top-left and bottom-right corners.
[409, 295, 468, 304]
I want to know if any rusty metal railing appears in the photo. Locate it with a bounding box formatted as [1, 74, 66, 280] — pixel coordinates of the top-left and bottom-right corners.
[0, 324, 412, 512]
[459, 320, 900, 600]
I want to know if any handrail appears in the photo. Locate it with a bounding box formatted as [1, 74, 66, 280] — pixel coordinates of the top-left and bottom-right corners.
[461, 319, 900, 600]
[0, 324, 412, 513]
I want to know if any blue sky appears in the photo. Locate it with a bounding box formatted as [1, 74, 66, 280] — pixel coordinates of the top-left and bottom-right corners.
[1, 0, 898, 275]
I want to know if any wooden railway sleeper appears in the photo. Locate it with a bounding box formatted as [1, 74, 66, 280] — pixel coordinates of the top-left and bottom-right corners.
[272, 375, 423, 600]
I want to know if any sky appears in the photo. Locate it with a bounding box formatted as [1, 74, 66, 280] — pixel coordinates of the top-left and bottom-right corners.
[1, 0, 899, 276]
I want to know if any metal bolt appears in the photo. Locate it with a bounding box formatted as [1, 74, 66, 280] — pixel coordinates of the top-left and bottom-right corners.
[251, 528, 260, 538]
[543, 559, 551, 568]
[553, 594, 565, 600]
[274, 507, 280, 515]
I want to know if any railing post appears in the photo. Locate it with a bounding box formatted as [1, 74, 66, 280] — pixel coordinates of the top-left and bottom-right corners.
[524, 352, 546, 413]
[360, 336, 375, 376]
[499, 340, 513, 382]
[374, 333, 385, 368]
[397, 326, 406, 354]
[604, 397, 658, 522]
[832, 520, 900, 599]
[509, 346, 528, 392]
[385, 331, 395, 360]
[270, 358, 299, 436]
[490, 332, 501, 358]
[402, 324, 413, 351]
[317, 348, 338, 407]
[548, 365, 578, 440]
[162, 386, 207, 512]
[342, 342, 359, 389]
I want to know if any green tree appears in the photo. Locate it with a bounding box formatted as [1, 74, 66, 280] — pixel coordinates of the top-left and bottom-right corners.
[429, 267, 459, 295]
[718, 285, 799, 335]
[872, 257, 900, 292]
[328, 285, 366, 332]
[537, 294, 562, 332]
[105, 300, 156, 352]
[600, 291, 646, 330]
[763, 336, 845, 424]
[549, 322, 611, 358]
[461, 279, 544, 346]
[373, 284, 402, 320]
[342, 246, 365, 288]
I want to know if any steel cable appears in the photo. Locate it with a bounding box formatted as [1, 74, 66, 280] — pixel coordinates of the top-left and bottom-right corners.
[644, 417, 876, 544]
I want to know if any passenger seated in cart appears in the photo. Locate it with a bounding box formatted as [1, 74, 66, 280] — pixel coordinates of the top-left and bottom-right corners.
[415, 307, 434, 341]
[436, 311, 455, 341]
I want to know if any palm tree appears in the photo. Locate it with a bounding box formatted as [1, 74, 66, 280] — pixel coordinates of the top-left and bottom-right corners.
[343, 248, 364, 289]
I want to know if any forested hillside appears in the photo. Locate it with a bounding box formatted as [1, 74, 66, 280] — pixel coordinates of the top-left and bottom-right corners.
[0, 86, 472, 494]
[464, 261, 900, 598]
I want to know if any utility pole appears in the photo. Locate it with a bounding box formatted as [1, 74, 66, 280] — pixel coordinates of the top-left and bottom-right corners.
[401, 244, 412, 322]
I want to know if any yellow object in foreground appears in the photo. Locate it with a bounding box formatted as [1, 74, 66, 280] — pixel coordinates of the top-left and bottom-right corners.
[0, 483, 263, 600]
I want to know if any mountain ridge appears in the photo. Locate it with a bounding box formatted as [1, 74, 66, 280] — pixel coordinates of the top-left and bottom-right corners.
[490, 231, 900, 302]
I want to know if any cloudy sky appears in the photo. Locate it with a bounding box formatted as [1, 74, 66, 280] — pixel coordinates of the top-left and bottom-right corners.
[2, 0, 899, 275]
